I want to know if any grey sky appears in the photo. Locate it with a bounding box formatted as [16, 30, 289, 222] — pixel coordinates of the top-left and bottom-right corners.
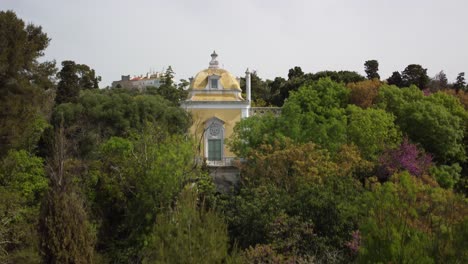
[4, 0, 468, 87]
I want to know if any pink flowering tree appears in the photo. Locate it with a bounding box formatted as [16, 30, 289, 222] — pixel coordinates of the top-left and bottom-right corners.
[345, 230, 361, 255]
[378, 138, 432, 180]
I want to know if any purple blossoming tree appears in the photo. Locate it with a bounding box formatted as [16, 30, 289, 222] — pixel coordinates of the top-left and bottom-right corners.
[378, 138, 432, 180]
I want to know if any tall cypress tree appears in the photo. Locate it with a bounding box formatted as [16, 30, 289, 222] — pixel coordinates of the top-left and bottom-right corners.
[454, 72, 466, 93]
[39, 125, 95, 263]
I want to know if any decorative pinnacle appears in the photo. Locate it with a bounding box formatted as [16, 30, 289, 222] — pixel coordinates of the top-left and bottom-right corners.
[209, 50, 219, 69]
[245, 68, 250, 74]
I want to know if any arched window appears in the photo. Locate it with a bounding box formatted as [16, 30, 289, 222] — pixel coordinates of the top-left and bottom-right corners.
[205, 117, 224, 161]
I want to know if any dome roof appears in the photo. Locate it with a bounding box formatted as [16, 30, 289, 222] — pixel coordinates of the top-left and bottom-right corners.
[190, 51, 241, 91]
[191, 68, 241, 90]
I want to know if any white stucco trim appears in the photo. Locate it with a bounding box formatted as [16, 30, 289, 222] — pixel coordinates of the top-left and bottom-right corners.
[181, 102, 250, 109]
[242, 107, 250, 118]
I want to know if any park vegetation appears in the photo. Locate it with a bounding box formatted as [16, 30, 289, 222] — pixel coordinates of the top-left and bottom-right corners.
[0, 10, 467, 264]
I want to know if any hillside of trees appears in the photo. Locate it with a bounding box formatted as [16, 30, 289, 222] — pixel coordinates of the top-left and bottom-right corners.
[1, 10, 467, 264]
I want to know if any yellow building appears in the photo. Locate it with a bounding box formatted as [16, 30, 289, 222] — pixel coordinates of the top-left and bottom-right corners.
[181, 51, 251, 172]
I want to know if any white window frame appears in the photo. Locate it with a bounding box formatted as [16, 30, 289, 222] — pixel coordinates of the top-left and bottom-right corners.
[207, 75, 221, 89]
[204, 117, 225, 160]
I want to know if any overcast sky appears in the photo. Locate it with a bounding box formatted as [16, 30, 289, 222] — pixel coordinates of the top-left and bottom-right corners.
[4, 0, 468, 87]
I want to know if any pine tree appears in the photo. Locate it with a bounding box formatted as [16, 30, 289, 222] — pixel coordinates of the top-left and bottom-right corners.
[454, 72, 466, 93]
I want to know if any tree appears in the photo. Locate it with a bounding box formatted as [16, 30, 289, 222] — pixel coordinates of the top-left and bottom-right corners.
[430, 163, 462, 189]
[288, 66, 304, 80]
[0, 11, 56, 156]
[310, 70, 365, 84]
[76, 64, 100, 89]
[150, 66, 188, 105]
[377, 85, 468, 163]
[267, 76, 286, 106]
[428, 70, 448, 92]
[0, 150, 48, 263]
[230, 78, 351, 156]
[55, 61, 80, 104]
[359, 173, 468, 263]
[143, 188, 233, 263]
[276, 67, 308, 106]
[0, 11, 51, 84]
[347, 79, 382, 108]
[273, 68, 365, 106]
[39, 125, 95, 264]
[224, 140, 364, 260]
[55, 60, 101, 104]
[401, 64, 430, 89]
[346, 105, 401, 161]
[94, 127, 198, 262]
[280, 78, 349, 152]
[387, 71, 403, 87]
[364, 60, 380, 80]
[454, 72, 466, 93]
[162, 65, 174, 87]
[177, 78, 189, 90]
[51, 88, 191, 157]
[378, 138, 432, 180]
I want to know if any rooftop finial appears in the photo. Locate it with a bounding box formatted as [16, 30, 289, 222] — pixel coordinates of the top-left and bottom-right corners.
[209, 50, 219, 69]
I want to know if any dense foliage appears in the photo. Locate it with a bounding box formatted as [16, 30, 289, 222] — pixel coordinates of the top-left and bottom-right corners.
[1, 11, 467, 264]
[227, 76, 468, 262]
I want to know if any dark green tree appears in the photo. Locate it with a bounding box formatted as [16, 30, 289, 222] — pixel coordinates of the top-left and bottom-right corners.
[150, 66, 187, 105]
[364, 60, 380, 80]
[55, 60, 101, 104]
[387, 71, 403, 87]
[454, 72, 466, 93]
[268, 77, 286, 106]
[310, 70, 365, 84]
[0, 11, 51, 84]
[177, 78, 189, 90]
[55, 61, 80, 104]
[0, 11, 56, 156]
[288, 66, 304, 80]
[163, 65, 174, 86]
[401, 64, 430, 89]
[94, 130, 196, 261]
[76, 64, 101, 89]
[39, 126, 95, 264]
[51, 88, 190, 157]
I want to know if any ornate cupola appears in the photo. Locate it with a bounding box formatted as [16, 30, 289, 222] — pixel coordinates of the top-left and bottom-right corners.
[185, 52, 246, 102]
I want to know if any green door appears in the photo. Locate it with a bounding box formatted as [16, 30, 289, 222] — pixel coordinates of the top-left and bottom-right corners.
[208, 139, 222, 161]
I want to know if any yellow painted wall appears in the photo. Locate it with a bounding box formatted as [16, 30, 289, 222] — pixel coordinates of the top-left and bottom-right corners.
[191, 93, 239, 101]
[189, 109, 242, 157]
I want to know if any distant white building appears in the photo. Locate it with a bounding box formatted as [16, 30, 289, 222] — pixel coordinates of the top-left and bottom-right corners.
[111, 72, 165, 90]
